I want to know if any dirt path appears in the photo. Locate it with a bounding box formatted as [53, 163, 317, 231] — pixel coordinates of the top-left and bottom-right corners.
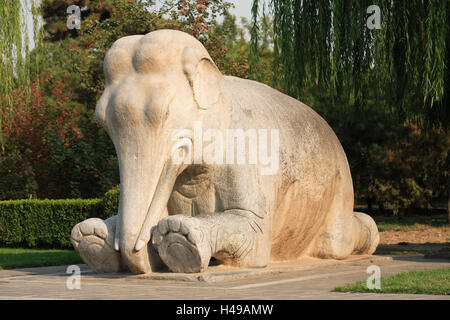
[380, 226, 449, 245]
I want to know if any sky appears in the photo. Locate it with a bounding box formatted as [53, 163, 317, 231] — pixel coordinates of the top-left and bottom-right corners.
[226, 1, 254, 21]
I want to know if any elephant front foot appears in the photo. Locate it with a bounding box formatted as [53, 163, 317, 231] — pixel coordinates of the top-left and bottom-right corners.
[71, 216, 122, 273]
[153, 215, 212, 273]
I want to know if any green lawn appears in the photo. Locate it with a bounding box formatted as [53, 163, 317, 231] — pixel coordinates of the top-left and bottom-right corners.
[373, 215, 448, 232]
[374, 247, 423, 255]
[0, 248, 82, 270]
[333, 268, 450, 295]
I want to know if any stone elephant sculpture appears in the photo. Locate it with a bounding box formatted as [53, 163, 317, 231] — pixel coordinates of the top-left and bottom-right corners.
[71, 29, 379, 274]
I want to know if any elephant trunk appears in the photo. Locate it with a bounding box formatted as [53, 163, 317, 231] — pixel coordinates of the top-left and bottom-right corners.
[115, 136, 191, 274]
[114, 134, 164, 273]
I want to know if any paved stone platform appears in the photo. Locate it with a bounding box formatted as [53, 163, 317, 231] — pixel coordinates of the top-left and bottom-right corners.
[0, 255, 448, 300]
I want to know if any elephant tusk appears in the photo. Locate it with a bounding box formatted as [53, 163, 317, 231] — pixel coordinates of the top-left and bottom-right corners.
[134, 138, 192, 252]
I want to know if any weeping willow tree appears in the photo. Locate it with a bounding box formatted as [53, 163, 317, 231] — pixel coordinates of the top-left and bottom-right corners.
[250, 0, 449, 127]
[0, 0, 43, 149]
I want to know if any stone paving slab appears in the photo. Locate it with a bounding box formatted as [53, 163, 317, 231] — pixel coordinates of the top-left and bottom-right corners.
[132, 255, 390, 282]
[0, 255, 448, 300]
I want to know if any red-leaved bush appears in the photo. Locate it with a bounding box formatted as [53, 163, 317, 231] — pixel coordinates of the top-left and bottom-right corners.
[1, 72, 85, 199]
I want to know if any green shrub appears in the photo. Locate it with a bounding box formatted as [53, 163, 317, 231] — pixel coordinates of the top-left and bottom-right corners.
[102, 185, 120, 219]
[0, 152, 38, 200]
[0, 199, 103, 248]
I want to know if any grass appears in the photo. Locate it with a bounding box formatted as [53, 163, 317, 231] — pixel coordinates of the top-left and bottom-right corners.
[0, 248, 82, 270]
[372, 215, 448, 232]
[374, 247, 423, 255]
[333, 268, 450, 295]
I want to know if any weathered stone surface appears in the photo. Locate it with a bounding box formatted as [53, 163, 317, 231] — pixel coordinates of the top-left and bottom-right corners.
[71, 29, 379, 274]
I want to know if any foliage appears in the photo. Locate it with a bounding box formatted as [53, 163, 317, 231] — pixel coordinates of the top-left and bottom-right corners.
[0, 151, 38, 200]
[0, 199, 103, 248]
[161, 0, 234, 38]
[0, 72, 118, 199]
[333, 268, 450, 295]
[3, 0, 234, 200]
[103, 185, 120, 218]
[0, 0, 43, 149]
[205, 12, 274, 82]
[0, 248, 82, 269]
[41, 0, 116, 42]
[253, 0, 449, 127]
[251, 0, 449, 213]
[310, 93, 449, 214]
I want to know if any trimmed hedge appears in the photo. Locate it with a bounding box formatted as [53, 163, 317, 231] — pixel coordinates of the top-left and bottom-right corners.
[0, 185, 121, 249]
[103, 185, 120, 218]
[0, 199, 105, 248]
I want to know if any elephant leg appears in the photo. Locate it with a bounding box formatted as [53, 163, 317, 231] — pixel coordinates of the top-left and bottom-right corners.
[152, 210, 270, 273]
[71, 216, 122, 273]
[351, 212, 379, 255]
[311, 210, 379, 259]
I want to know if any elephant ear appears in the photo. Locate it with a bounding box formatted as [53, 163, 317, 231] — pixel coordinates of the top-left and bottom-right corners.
[182, 47, 224, 110]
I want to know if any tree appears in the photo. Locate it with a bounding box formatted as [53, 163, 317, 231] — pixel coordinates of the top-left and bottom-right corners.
[162, 0, 233, 37]
[0, 0, 43, 150]
[0, 0, 236, 199]
[251, 0, 449, 127]
[250, 0, 449, 214]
